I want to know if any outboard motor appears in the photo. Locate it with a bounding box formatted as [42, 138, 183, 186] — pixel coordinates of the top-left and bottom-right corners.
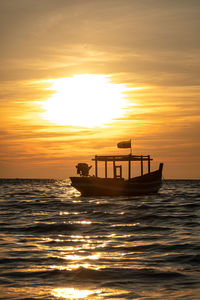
[76, 163, 92, 177]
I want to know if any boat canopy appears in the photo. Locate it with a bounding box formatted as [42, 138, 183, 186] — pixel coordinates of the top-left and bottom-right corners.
[92, 154, 153, 179]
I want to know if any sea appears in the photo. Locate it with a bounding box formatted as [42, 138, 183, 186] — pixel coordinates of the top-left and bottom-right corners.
[0, 179, 200, 300]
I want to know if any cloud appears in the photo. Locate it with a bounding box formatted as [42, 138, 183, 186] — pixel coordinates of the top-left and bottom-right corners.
[1, 0, 200, 84]
[1, 0, 200, 178]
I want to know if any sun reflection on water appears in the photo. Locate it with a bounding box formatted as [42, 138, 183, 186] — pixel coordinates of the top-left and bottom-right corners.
[62, 253, 101, 261]
[52, 288, 101, 299]
[50, 263, 100, 271]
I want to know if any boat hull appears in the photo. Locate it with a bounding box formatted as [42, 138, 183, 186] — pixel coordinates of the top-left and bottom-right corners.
[70, 164, 163, 196]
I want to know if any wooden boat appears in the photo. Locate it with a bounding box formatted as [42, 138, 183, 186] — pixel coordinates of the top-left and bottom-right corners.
[70, 153, 163, 196]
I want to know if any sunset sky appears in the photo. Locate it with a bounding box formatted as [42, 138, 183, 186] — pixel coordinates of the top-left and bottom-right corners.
[1, 0, 200, 179]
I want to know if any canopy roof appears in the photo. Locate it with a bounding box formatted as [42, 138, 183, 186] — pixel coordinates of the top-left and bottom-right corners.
[92, 155, 153, 162]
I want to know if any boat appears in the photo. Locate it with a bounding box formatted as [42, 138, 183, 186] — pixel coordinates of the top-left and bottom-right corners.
[70, 151, 163, 196]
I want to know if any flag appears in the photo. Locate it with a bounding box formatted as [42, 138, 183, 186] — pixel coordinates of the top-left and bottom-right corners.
[117, 140, 131, 148]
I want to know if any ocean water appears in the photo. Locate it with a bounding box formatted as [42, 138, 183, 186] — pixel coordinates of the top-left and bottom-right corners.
[0, 179, 200, 300]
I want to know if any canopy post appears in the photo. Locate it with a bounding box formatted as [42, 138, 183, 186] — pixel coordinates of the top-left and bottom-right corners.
[148, 155, 151, 174]
[105, 160, 108, 178]
[141, 155, 143, 176]
[95, 156, 98, 177]
[128, 159, 131, 179]
[113, 159, 116, 178]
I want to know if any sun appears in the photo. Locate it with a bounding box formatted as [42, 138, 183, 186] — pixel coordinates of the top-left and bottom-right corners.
[40, 74, 129, 128]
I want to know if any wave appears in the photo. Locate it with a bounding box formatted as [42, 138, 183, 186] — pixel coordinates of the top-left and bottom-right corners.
[165, 254, 200, 265]
[25, 222, 83, 233]
[0, 222, 82, 234]
[0, 256, 65, 265]
[1, 179, 200, 299]
[2, 266, 186, 284]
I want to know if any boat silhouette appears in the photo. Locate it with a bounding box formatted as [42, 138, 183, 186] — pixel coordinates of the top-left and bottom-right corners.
[70, 152, 163, 196]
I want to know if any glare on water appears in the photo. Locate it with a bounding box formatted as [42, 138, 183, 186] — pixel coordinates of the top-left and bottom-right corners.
[0, 179, 200, 299]
[52, 288, 101, 299]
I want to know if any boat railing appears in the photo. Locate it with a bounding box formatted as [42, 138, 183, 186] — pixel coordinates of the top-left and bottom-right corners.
[92, 154, 153, 179]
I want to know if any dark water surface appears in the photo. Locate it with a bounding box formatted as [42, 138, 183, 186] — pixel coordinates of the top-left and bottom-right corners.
[0, 179, 200, 299]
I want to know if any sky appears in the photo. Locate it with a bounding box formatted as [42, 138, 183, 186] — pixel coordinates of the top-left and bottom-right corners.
[0, 0, 200, 179]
